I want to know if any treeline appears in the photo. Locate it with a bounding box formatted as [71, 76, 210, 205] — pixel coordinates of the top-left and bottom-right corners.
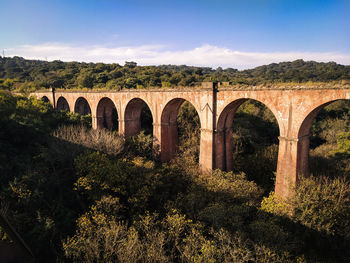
[0, 56, 349, 92]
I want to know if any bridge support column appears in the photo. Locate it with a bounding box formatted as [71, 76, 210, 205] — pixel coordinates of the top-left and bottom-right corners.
[214, 129, 225, 170]
[160, 121, 179, 162]
[199, 128, 215, 171]
[118, 119, 125, 136]
[214, 128, 233, 171]
[92, 115, 98, 129]
[152, 123, 161, 155]
[275, 135, 310, 199]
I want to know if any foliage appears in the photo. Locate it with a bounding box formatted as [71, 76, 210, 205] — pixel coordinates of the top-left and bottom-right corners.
[261, 192, 291, 216]
[62, 196, 126, 263]
[1, 57, 349, 92]
[292, 176, 350, 238]
[177, 101, 201, 160]
[309, 100, 350, 178]
[310, 100, 350, 148]
[0, 93, 93, 260]
[330, 132, 350, 157]
[230, 100, 279, 191]
[261, 177, 350, 261]
[64, 201, 296, 263]
[73, 152, 128, 200]
[1, 77, 350, 262]
[53, 124, 124, 156]
[0, 90, 16, 119]
[124, 131, 155, 160]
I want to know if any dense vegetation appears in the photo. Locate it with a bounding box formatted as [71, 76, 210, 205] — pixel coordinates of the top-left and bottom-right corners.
[0, 56, 350, 93]
[0, 89, 349, 262]
[0, 57, 349, 262]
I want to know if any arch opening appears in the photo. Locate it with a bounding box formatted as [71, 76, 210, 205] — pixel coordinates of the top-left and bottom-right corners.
[74, 97, 92, 115]
[298, 99, 350, 179]
[41, 96, 53, 108]
[41, 96, 49, 103]
[124, 98, 153, 137]
[161, 99, 201, 162]
[216, 99, 279, 190]
[96, 97, 118, 130]
[56, 96, 70, 111]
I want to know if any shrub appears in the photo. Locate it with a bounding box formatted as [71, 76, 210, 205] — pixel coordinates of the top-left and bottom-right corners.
[292, 176, 350, 238]
[329, 131, 350, 157]
[0, 91, 16, 120]
[53, 125, 124, 156]
[124, 131, 154, 159]
[261, 192, 290, 216]
[196, 170, 263, 205]
[177, 101, 201, 160]
[73, 152, 128, 200]
[63, 196, 128, 263]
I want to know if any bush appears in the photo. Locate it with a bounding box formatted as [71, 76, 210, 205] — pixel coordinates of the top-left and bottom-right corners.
[124, 131, 155, 160]
[63, 196, 128, 263]
[330, 131, 350, 157]
[53, 125, 124, 156]
[261, 192, 290, 216]
[262, 177, 350, 239]
[292, 176, 350, 238]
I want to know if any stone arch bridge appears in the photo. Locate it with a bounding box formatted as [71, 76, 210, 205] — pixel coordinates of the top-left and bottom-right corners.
[31, 82, 350, 198]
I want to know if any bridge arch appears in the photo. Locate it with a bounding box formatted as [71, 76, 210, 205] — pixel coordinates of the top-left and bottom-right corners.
[160, 98, 201, 162]
[41, 96, 50, 103]
[57, 96, 70, 111]
[74, 97, 91, 115]
[215, 98, 280, 173]
[124, 98, 153, 137]
[296, 99, 349, 179]
[96, 97, 118, 130]
[40, 95, 54, 108]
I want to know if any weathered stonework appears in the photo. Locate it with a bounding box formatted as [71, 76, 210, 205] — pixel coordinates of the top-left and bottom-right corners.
[32, 83, 350, 199]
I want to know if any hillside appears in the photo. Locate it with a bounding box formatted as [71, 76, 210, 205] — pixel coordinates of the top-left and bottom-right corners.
[0, 56, 349, 93]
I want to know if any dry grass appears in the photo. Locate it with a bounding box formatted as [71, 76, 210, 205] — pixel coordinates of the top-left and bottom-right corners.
[53, 125, 124, 156]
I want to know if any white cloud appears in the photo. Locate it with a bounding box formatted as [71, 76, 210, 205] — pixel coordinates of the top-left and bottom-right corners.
[5, 43, 350, 69]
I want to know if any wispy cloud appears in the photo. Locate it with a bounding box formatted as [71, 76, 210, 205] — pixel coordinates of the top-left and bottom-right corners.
[5, 43, 350, 69]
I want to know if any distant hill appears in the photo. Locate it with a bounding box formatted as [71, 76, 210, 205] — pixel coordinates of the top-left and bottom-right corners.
[0, 56, 349, 92]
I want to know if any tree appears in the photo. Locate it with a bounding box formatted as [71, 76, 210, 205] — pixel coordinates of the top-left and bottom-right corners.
[124, 61, 137, 68]
[77, 72, 94, 88]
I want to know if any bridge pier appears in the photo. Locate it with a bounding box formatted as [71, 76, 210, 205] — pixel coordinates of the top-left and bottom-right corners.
[214, 129, 225, 170]
[214, 128, 234, 171]
[117, 119, 123, 135]
[152, 123, 161, 155]
[199, 128, 215, 171]
[275, 135, 310, 199]
[92, 115, 98, 129]
[160, 120, 179, 162]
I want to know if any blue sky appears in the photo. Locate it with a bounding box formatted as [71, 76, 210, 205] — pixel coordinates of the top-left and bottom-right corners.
[1, 0, 349, 69]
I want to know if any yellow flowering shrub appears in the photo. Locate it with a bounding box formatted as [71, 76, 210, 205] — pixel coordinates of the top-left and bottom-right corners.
[260, 192, 290, 216]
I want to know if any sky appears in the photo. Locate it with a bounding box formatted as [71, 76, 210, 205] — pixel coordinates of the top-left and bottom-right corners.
[0, 0, 349, 69]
